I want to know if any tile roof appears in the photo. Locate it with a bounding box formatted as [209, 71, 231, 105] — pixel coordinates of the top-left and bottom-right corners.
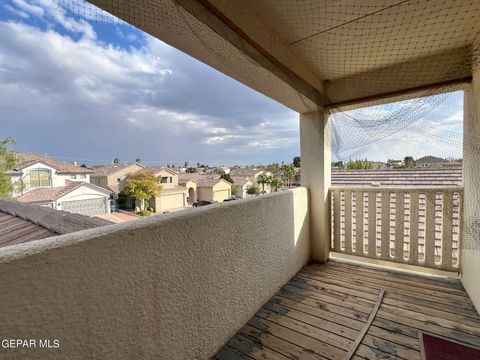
[177, 173, 207, 183]
[17, 181, 111, 203]
[17, 181, 84, 203]
[415, 156, 449, 164]
[196, 178, 230, 187]
[0, 198, 112, 248]
[91, 163, 143, 176]
[331, 167, 462, 188]
[10, 152, 92, 174]
[139, 166, 178, 176]
[229, 169, 263, 177]
[230, 176, 251, 186]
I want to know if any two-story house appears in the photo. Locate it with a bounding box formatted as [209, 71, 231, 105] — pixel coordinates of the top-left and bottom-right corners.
[90, 163, 144, 195]
[7, 153, 111, 216]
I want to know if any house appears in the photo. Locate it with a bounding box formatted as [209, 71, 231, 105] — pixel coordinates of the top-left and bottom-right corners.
[178, 173, 233, 202]
[229, 168, 272, 193]
[6, 153, 111, 216]
[7, 152, 93, 197]
[0, 198, 112, 248]
[387, 159, 404, 168]
[415, 155, 451, 168]
[139, 167, 188, 212]
[230, 176, 254, 198]
[90, 163, 144, 194]
[16, 180, 112, 216]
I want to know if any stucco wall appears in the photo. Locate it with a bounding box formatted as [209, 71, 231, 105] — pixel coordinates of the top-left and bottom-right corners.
[461, 72, 480, 312]
[0, 188, 310, 359]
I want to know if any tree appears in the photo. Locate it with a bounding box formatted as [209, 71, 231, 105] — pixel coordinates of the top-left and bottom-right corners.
[184, 161, 189, 168]
[121, 172, 162, 211]
[346, 158, 373, 170]
[0, 138, 16, 197]
[113, 158, 120, 165]
[404, 156, 415, 168]
[246, 184, 260, 195]
[332, 161, 344, 169]
[282, 164, 296, 186]
[220, 173, 233, 184]
[186, 167, 197, 173]
[264, 163, 280, 173]
[293, 156, 301, 168]
[231, 183, 239, 196]
[257, 173, 273, 193]
[270, 177, 284, 192]
[135, 158, 142, 165]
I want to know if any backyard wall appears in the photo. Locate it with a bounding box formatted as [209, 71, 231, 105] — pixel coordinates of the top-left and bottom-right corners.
[0, 188, 310, 360]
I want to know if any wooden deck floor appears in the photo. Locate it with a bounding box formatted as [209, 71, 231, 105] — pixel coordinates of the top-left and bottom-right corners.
[213, 261, 480, 360]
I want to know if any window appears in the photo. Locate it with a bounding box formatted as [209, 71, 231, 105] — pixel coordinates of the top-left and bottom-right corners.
[70, 175, 77, 179]
[161, 177, 168, 183]
[29, 169, 51, 188]
[169, 177, 173, 183]
[80, 174, 86, 179]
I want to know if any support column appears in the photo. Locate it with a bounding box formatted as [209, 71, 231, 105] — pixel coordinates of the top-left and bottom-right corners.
[461, 69, 480, 312]
[300, 110, 331, 262]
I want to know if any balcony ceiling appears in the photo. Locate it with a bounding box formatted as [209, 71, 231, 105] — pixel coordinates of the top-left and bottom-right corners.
[90, 0, 480, 112]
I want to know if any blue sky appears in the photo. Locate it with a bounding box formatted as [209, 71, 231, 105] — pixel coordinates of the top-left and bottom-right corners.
[0, 0, 464, 166]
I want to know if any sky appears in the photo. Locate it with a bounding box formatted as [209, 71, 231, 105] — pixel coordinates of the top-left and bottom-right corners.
[0, 0, 464, 166]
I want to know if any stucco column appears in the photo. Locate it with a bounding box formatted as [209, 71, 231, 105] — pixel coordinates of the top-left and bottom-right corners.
[300, 110, 331, 262]
[461, 69, 480, 312]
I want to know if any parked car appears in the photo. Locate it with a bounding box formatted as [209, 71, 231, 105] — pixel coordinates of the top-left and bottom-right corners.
[223, 197, 240, 202]
[192, 200, 216, 207]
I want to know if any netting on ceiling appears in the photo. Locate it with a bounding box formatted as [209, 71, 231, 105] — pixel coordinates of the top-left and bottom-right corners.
[49, 0, 479, 249]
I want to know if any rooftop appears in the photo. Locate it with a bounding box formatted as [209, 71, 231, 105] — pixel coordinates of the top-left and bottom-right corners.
[9, 152, 92, 175]
[331, 167, 462, 188]
[16, 181, 111, 203]
[0, 198, 112, 248]
[91, 163, 143, 177]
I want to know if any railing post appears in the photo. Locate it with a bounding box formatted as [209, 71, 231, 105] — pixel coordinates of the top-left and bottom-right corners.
[300, 110, 331, 262]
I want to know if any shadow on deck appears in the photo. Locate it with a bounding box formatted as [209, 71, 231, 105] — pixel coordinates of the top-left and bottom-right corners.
[214, 261, 480, 360]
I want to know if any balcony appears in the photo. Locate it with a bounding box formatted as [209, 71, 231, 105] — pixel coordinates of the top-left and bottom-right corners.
[1, 186, 480, 359]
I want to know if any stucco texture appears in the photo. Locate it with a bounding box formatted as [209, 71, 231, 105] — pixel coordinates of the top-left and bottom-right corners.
[0, 188, 310, 359]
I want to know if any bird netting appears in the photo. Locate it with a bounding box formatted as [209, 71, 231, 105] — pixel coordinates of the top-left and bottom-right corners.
[48, 0, 479, 251]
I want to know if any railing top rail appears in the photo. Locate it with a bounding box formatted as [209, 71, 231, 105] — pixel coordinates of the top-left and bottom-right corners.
[329, 186, 464, 193]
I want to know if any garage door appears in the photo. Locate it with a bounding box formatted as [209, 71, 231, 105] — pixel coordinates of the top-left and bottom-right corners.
[213, 189, 230, 202]
[61, 198, 107, 216]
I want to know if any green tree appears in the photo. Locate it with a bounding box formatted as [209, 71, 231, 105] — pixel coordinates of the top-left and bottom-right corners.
[264, 163, 280, 173]
[220, 173, 233, 184]
[257, 173, 273, 193]
[121, 172, 162, 211]
[186, 167, 197, 173]
[270, 177, 284, 192]
[231, 183, 239, 196]
[113, 158, 120, 165]
[246, 184, 260, 195]
[0, 138, 16, 197]
[346, 158, 373, 170]
[282, 164, 296, 186]
[404, 156, 415, 168]
[135, 158, 142, 164]
[293, 156, 301, 168]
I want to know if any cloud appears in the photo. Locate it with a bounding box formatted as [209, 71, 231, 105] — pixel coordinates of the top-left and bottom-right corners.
[0, 1, 299, 166]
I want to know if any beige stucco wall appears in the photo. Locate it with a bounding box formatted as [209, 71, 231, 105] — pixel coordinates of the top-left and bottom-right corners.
[0, 188, 310, 360]
[197, 186, 213, 201]
[461, 72, 480, 313]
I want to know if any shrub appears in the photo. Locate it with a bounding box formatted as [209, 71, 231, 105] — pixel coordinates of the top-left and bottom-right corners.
[136, 209, 152, 217]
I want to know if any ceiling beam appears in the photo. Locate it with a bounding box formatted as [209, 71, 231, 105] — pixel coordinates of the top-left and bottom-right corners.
[173, 0, 326, 107]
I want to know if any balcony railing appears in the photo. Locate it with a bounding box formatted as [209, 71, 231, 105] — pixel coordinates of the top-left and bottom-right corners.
[330, 186, 463, 271]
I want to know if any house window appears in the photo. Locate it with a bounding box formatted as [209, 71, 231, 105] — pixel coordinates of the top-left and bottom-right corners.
[80, 174, 86, 179]
[161, 177, 168, 183]
[29, 169, 51, 188]
[169, 177, 173, 183]
[70, 175, 77, 179]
